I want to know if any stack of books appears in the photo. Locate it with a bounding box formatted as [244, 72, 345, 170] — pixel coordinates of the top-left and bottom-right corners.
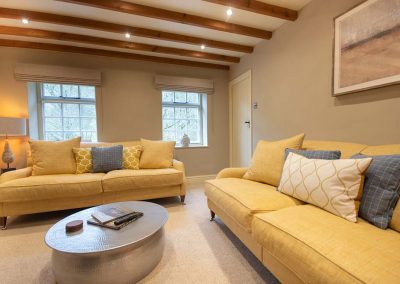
[87, 206, 143, 230]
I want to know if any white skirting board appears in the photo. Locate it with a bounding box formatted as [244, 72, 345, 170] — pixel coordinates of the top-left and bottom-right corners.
[186, 175, 217, 184]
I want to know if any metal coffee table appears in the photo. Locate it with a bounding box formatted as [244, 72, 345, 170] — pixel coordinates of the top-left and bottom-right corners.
[45, 201, 168, 284]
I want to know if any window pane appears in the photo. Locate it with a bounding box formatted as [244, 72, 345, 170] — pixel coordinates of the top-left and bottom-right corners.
[174, 92, 186, 103]
[80, 104, 96, 117]
[64, 132, 80, 140]
[186, 108, 199, 119]
[45, 132, 63, 141]
[62, 85, 79, 98]
[175, 120, 188, 141]
[81, 118, 97, 131]
[162, 91, 174, 103]
[187, 93, 200, 104]
[43, 84, 61, 97]
[63, 103, 79, 117]
[82, 131, 97, 142]
[188, 120, 200, 143]
[175, 107, 187, 119]
[63, 118, 80, 131]
[163, 119, 175, 131]
[44, 103, 61, 117]
[163, 130, 175, 142]
[45, 118, 62, 131]
[162, 107, 174, 119]
[80, 86, 96, 99]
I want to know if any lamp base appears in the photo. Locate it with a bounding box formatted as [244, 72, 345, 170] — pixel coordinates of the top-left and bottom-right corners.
[1, 168, 16, 174]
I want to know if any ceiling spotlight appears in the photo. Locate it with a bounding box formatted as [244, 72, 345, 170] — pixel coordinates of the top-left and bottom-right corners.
[200, 44, 206, 50]
[21, 18, 29, 24]
[125, 33, 131, 39]
[226, 8, 233, 16]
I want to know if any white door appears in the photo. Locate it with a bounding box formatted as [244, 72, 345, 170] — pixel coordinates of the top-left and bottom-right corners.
[230, 71, 252, 167]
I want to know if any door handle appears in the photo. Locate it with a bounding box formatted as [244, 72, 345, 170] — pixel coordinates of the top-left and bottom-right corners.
[244, 121, 251, 128]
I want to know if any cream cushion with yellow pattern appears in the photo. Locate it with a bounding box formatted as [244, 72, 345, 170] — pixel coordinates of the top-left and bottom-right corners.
[73, 148, 93, 174]
[123, 145, 143, 170]
[278, 152, 372, 222]
[243, 133, 305, 186]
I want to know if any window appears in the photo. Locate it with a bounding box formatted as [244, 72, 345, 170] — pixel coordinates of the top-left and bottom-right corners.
[39, 83, 98, 142]
[162, 91, 207, 146]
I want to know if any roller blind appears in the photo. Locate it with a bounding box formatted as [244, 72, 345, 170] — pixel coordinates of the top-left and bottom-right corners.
[14, 63, 102, 86]
[155, 75, 214, 94]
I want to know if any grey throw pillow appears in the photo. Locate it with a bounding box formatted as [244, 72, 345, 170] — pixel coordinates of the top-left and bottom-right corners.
[92, 145, 123, 173]
[352, 154, 400, 229]
[285, 149, 341, 160]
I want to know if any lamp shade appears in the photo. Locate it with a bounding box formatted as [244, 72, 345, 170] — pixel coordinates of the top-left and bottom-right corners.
[0, 117, 27, 137]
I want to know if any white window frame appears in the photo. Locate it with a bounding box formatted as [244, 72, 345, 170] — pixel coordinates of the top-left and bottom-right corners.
[37, 83, 99, 142]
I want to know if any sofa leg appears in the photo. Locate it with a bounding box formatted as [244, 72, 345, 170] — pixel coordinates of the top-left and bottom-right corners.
[210, 210, 215, 221]
[1, 217, 7, 230]
[180, 195, 186, 204]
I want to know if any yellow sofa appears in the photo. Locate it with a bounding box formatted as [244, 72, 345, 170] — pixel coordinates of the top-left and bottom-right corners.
[205, 140, 400, 284]
[0, 141, 186, 229]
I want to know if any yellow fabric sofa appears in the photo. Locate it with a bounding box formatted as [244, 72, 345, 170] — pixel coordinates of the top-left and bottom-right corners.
[0, 141, 186, 228]
[205, 140, 400, 283]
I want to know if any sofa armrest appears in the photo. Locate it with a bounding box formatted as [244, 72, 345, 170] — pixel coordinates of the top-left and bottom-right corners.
[172, 159, 186, 182]
[216, 167, 248, 179]
[0, 167, 32, 184]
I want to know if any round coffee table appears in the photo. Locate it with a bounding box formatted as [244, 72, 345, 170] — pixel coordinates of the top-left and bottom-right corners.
[45, 201, 168, 284]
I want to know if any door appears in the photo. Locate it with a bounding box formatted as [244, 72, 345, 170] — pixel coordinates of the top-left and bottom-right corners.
[229, 70, 252, 167]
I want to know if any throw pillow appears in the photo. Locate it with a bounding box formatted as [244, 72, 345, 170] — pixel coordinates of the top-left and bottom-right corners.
[278, 153, 372, 222]
[139, 139, 175, 169]
[123, 145, 143, 170]
[284, 149, 341, 160]
[92, 145, 123, 173]
[73, 147, 93, 174]
[243, 133, 305, 186]
[29, 137, 81, 176]
[352, 154, 400, 229]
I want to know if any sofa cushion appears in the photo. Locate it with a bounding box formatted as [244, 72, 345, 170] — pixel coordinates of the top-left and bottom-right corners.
[0, 173, 104, 202]
[302, 140, 367, 158]
[92, 145, 123, 173]
[102, 169, 183, 192]
[139, 139, 175, 169]
[361, 144, 400, 156]
[205, 178, 303, 232]
[252, 205, 400, 284]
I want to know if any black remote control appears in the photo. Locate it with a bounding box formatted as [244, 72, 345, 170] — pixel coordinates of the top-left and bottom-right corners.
[114, 212, 143, 226]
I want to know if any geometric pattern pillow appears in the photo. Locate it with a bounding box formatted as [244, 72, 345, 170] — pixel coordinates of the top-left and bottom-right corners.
[92, 145, 123, 173]
[285, 148, 341, 160]
[278, 153, 372, 222]
[73, 147, 93, 174]
[123, 145, 143, 170]
[352, 154, 400, 229]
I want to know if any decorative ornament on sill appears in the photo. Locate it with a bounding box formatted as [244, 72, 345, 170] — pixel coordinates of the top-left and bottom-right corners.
[180, 134, 190, 147]
[2, 140, 14, 168]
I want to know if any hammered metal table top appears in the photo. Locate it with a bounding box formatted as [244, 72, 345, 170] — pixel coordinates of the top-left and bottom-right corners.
[45, 201, 168, 254]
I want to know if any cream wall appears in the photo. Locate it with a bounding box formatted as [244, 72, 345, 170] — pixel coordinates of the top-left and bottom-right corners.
[0, 47, 229, 175]
[230, 0, 400, 148]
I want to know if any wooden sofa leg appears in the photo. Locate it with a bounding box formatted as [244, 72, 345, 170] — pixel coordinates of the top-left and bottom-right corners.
[1, 217, 7, 230]
[180, 195, 186, 204]
[210, 210, 215, 221]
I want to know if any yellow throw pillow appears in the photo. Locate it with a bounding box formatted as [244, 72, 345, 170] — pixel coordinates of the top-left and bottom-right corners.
[29, 137, 81, 176]
[73, 147, 93, 174]
[139, 139, 175, 169]
[243, 133, 305, 186]
[278, 153, 372, 222]
[123, 145, 143, 170]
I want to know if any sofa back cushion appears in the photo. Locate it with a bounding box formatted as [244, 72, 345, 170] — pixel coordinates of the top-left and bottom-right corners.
[139, 139, 175, 169]
[302, 140, 367, 158]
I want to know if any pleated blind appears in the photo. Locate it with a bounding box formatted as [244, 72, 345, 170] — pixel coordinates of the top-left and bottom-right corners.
[154, 75, 214, 94]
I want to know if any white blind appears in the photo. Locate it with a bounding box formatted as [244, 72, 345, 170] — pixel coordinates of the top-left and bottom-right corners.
[155, 75, 214, 94]
[14, 63, 102, 86]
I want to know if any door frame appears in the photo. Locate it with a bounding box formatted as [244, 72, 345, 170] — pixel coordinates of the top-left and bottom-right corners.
[229, 70, 252, 167]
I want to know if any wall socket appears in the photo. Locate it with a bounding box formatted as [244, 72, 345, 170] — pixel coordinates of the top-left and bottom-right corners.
[253, 102, 258, 109]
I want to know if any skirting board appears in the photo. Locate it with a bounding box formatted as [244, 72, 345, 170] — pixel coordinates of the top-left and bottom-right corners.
[186, 175, 217, 184]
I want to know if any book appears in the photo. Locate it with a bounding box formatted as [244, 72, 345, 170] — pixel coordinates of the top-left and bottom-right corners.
[91, 206, 135, 224]
[87, 212, 143, 230]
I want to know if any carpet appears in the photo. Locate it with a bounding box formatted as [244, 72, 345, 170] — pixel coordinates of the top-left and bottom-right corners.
[0, 183, 278, 284]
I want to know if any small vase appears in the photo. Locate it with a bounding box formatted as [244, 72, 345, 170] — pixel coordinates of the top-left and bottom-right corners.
[181, 134, 190, 147]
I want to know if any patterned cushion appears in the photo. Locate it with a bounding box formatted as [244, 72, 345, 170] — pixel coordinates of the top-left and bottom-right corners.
[123, 145, 143, 170]
[278, 153, 372, 222]
[285, 149, 341, 160]
[352, 154, 400, 229]
[73, 147, 93, 174]
[92, 145, 123, 173]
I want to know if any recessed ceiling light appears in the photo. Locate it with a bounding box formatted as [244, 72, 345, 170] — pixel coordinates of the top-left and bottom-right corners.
[125, 33, 131, 39]
[21, 18, 29, 24]
[226, 8, 233, 16]
[200, 44, 206, 50]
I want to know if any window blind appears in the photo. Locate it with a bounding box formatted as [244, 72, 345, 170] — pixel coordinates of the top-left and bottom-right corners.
[155, 75, 214, 94]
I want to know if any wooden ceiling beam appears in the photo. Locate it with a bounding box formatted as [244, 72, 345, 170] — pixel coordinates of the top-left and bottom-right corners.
[0, 8, 253, 53]
[0, 26, 240, 63]
[56, 0, 272, 39]
[0, 38, 230, 70]
[203, 0, 298, 21]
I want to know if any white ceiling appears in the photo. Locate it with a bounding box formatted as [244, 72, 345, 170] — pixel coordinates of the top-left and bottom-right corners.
[0, 0, 312, 67]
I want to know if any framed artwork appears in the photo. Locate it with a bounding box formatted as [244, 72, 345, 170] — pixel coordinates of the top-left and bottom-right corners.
[333, 0, 400, 96]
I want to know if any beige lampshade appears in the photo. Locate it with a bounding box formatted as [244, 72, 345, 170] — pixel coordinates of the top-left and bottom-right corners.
[0, 117, 27, 137]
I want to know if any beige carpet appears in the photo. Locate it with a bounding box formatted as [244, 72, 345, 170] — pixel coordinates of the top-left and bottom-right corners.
[0, 183, 278, 284]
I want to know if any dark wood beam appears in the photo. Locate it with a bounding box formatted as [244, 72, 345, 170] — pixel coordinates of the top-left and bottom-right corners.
[56, 0, 272, 39]
[0, 39, 230, 70]
[203, 0, 298, 21]
[0, 8, 253, 53]
[0, 26, 240, 63]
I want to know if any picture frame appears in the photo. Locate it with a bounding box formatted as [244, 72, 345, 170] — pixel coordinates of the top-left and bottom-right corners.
[333, 0, 400, 96]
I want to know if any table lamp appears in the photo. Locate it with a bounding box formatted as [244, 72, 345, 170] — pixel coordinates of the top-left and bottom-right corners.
[0, 117, 27, 173]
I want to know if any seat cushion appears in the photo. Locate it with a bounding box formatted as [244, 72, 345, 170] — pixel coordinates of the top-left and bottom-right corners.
[0, 173, 104, 202]
[102, 169, 183, 192]
[252, 205, 400, 284]
[205, 178, 303, 232]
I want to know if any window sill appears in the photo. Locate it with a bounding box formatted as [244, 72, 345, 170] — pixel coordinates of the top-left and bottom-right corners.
[175, 145, 208, 149]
